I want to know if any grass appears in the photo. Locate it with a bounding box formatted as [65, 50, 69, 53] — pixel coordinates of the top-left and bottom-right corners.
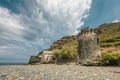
[100, 34, 120, 47]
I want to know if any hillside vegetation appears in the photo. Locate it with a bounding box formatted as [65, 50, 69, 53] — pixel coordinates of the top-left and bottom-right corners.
[51, 22, 120, 51]
[53, 40, 78, 61]
[30, 22, 120, 65]
[96, 22, 120, 47]
[51, 22, 120, 65]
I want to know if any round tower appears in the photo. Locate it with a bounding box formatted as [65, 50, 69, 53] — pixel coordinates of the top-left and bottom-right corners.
[78, 27, 101, 64]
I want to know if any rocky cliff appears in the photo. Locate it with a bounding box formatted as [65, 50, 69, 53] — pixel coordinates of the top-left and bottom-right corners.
[50, 36, 77, 50]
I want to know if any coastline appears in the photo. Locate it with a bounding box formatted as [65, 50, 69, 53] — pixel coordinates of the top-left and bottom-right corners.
[0, 63, 28, 66]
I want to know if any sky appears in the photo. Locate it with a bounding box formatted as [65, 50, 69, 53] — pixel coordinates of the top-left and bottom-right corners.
[0, 0, 120, 63]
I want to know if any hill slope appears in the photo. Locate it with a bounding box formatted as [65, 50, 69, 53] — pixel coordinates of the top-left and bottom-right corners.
[29, 22, 120, 64]
[51, 22, 120, 50]
[96, 22, 120, 47]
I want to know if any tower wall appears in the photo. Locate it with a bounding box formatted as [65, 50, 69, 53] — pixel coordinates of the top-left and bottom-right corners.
[78, 27, 101, 62]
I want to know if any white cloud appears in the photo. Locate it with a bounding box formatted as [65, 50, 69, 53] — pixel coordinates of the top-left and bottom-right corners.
[0, 7, 24, 40]
[112, 19, 120, 23]
[0, 0, 92, 61]
[36, 0, 92, 34]
[0, 46, 18, 49]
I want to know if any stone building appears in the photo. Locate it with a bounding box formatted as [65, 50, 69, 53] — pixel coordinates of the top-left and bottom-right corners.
[78, 27, 101, 64]
[40, 51, 55, 63]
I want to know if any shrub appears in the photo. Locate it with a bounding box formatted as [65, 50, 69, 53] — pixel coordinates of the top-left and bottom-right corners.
[52, 41, 78, 61]
[100, 51, 120, 66]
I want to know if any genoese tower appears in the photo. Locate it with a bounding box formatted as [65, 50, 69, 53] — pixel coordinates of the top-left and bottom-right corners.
[78, 27, 101, 64]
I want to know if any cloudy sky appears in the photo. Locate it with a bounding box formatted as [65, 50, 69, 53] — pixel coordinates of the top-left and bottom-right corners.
[0, 0, 120, 63]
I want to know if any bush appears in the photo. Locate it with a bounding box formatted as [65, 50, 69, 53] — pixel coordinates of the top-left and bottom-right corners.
[52, 41, 78, 61]
[100, 51, 120, 66]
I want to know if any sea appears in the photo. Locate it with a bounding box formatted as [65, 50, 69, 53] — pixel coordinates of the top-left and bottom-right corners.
[0, 63, 28, 65]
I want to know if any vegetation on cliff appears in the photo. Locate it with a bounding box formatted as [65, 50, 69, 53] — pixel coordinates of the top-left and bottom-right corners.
[51, 22, 120, 65]
[30, 22, 120, 65]
[50, 36, 77, 50]
[53, 40, 78, 61]
[96, 22, 120, 47]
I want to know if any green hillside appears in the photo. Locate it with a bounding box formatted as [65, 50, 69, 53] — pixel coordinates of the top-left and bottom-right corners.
[51, 22, 120, 50]
[96, 22, 120, 47]
[52, 22, 120, 65]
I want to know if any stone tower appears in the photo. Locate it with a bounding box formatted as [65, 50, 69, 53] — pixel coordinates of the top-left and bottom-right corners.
[78, 27, 101, 63]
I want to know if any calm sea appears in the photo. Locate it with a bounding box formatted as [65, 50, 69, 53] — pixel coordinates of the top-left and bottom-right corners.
[0, 63, 28, 65]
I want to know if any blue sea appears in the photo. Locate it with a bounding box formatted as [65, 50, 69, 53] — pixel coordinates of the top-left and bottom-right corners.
[0, 63, 28, 65]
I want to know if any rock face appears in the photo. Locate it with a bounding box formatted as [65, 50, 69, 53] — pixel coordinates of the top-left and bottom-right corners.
[29, 56, 41, 64]
[78, 27, 101, 64]
[50, 36, 77, 50]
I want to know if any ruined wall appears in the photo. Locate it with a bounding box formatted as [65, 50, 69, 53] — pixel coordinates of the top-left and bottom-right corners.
[78, 27, 101, 63]
[40, 51, 55, 63]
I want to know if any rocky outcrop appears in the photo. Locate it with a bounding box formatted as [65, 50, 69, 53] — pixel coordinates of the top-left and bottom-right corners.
[29, 36, 77, 64]
[29, 56, 41, 64]
[50, 36, 77, 50]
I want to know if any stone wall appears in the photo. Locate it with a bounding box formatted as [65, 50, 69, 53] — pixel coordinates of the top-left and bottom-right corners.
[40, 51, 55, 63]
[78, 27, 101, 64]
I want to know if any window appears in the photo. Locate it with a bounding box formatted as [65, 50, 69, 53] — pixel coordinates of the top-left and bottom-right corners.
[97, 38, 99, 44]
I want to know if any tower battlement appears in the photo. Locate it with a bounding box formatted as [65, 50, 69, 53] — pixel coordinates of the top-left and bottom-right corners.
[78, 27, 100, 44]
[78, 27, 97, 39]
